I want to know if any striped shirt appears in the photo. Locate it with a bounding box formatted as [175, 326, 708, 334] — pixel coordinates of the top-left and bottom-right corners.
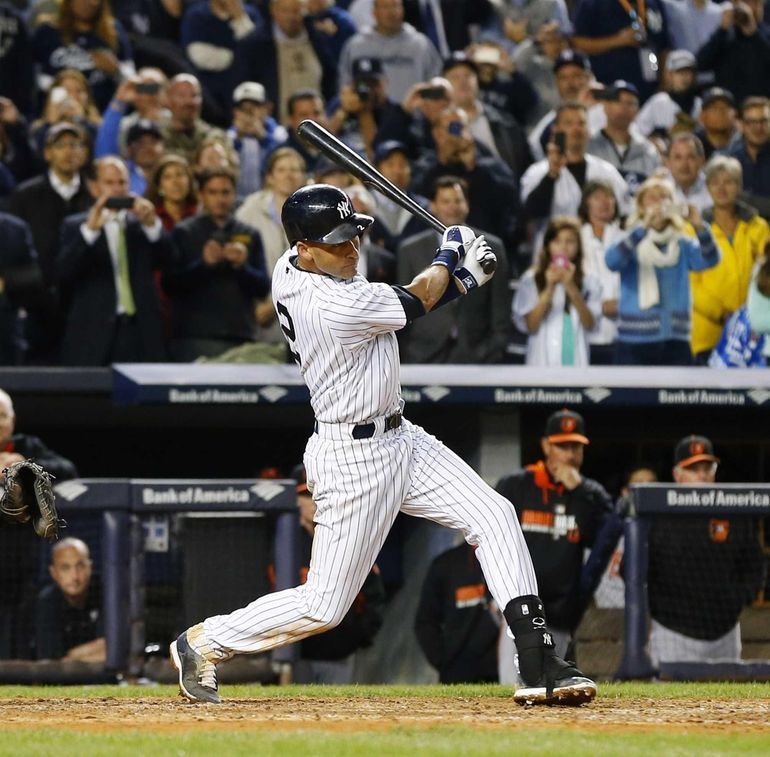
[271, 249, 407, 423]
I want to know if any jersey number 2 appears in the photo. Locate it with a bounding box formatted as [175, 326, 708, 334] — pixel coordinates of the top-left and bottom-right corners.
[276, 301, 301, 365]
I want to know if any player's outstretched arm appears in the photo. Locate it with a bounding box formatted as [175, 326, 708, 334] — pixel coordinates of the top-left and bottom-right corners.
[404, 265, 453, 311]
[398, 225, 497, 313]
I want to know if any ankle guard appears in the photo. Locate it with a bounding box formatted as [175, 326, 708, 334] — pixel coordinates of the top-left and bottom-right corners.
[504, 595, 555, 686]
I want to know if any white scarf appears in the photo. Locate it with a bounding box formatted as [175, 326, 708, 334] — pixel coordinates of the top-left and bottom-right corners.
[636, 225, 681, 310]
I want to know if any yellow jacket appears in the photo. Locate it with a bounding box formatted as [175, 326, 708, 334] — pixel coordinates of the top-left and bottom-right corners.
[690, 206, 769, 354]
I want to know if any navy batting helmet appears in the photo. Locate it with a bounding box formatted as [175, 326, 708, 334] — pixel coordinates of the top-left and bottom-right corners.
[282, 184, 374, 246]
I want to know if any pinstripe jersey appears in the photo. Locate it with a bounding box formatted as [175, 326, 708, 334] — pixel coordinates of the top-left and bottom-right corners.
[271, 248, 407, 424]
[200, 246, 540, 666]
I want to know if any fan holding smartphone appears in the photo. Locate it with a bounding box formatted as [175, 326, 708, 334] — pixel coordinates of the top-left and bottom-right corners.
[84, 157, 160, 233]
[512, 216, 602, 366]
[57, 156, 170, 365]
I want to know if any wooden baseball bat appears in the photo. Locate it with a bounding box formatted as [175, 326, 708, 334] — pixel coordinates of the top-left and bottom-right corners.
[296, 119, 496, 275]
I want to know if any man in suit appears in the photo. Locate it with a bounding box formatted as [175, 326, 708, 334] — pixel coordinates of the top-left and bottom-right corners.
[58, 156, 171, 366]
[397, 175, 510, 363]
[7, 122, 92, 364]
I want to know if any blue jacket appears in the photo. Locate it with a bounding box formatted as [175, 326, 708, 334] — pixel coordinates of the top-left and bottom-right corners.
[605, 225, 719, 343]
[94, 103, 124, 159]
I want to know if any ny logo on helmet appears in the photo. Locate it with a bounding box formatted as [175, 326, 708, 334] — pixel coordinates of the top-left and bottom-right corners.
[336, 199, 350, 219]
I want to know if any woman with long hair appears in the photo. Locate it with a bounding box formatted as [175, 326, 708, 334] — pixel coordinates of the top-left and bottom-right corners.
[146, 154, 198, 231]
[605, 177, 720, 365]
[32, 0, 135, 111]
[578, 180, 624, 365]
[235, 147, 307, 343]
[691, 155, 770, 362]
[513, 215, 601, 366]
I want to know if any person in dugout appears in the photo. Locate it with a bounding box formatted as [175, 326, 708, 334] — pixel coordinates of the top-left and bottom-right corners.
[495, 409, 616, 682]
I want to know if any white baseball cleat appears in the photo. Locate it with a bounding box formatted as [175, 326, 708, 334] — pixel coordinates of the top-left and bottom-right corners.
[514, 675, 597, 706]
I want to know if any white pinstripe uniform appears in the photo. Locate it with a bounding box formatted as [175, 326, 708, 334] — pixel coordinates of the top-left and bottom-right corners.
[200, 249, 539, 660]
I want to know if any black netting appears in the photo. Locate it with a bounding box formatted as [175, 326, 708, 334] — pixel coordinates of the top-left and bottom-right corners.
[645, 515, 767, 664]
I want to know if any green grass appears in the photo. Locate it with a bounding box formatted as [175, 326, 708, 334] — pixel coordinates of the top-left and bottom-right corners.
[1, 681, 770, 699]
[2, 683, 769, 756]
[1, 727, 769, 757]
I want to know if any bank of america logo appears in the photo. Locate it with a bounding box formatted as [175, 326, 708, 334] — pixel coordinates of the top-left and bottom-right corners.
[55, 480, 89, 501]
[422, 386, 450, 402]
[584, 387, 611, 403]
[250, 481, 285, 501]
[748, 389, 770, 405]
[260, 386, 287, 403]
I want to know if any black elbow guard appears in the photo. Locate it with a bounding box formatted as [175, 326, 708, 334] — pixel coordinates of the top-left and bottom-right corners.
[392, 285, 427, 321]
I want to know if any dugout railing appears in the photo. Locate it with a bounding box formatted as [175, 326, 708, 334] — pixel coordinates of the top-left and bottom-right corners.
[50, 478, 300, 675]
[617, 483, 770, 681]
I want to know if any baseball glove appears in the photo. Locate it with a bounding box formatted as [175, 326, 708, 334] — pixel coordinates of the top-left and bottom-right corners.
[0, 460, 64, 540]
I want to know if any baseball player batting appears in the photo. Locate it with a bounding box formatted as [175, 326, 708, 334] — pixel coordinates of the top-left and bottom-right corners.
[170, 184, 597, 706]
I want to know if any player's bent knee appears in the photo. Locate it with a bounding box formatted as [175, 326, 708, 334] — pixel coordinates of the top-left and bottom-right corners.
[302, 603, 348, 633]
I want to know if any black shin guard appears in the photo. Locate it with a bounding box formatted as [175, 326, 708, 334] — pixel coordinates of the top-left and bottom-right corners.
[504, 595, 555, 688]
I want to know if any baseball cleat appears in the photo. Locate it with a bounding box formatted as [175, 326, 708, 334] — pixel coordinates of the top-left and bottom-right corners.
[169, 630, 221, 704]
[514, 675, 597, 706]
[514, 656, 597, 706]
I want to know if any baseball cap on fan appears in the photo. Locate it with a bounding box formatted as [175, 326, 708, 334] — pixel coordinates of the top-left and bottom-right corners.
[374, 139, 408, 165]
[701, 87, 736, 109]
[352, 57, 384, 81]
[543, 409, 590, 445]
[598, 79, 640, 101]
[553, 50, 591, 73]
[126, 119, 163, 144]
[674, 435, 720, 468]
[45, 121, 84, 146]
[666, 49, 697, 72]
[233, 81, 267, 105]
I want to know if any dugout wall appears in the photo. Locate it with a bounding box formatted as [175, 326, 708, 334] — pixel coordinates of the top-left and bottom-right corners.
[0, 479, 300, 682]
[618, 483, 770, 681]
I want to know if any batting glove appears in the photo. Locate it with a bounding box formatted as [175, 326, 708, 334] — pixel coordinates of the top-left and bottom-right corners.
[430, 240, 463, 274]
[453, 235, 497, 293]
[441, 224, 476, 247]
[431, 225, 477, 274]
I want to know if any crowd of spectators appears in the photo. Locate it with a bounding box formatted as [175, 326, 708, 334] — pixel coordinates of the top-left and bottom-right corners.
[1, 0, 769, 367]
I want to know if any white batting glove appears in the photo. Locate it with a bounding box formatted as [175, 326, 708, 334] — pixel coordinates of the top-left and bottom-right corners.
[432, 225, 477, 273]
[441, 224, 476, 248]
[453, 235, 497, 293]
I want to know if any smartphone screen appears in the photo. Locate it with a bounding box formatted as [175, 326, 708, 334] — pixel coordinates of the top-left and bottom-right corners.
[105, 196, 135, 210]
[553, 132, 566, 154]
[135, 82, 161, 95]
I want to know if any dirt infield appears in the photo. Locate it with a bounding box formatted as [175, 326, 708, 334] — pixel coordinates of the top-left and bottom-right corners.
[1, 695, 769, 735]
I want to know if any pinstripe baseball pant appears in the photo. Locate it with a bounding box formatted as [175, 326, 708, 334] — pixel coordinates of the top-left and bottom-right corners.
[202, 419, 538, 659]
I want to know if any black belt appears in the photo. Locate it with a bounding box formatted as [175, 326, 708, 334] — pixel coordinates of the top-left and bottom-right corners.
[314, 411, 402, 439]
